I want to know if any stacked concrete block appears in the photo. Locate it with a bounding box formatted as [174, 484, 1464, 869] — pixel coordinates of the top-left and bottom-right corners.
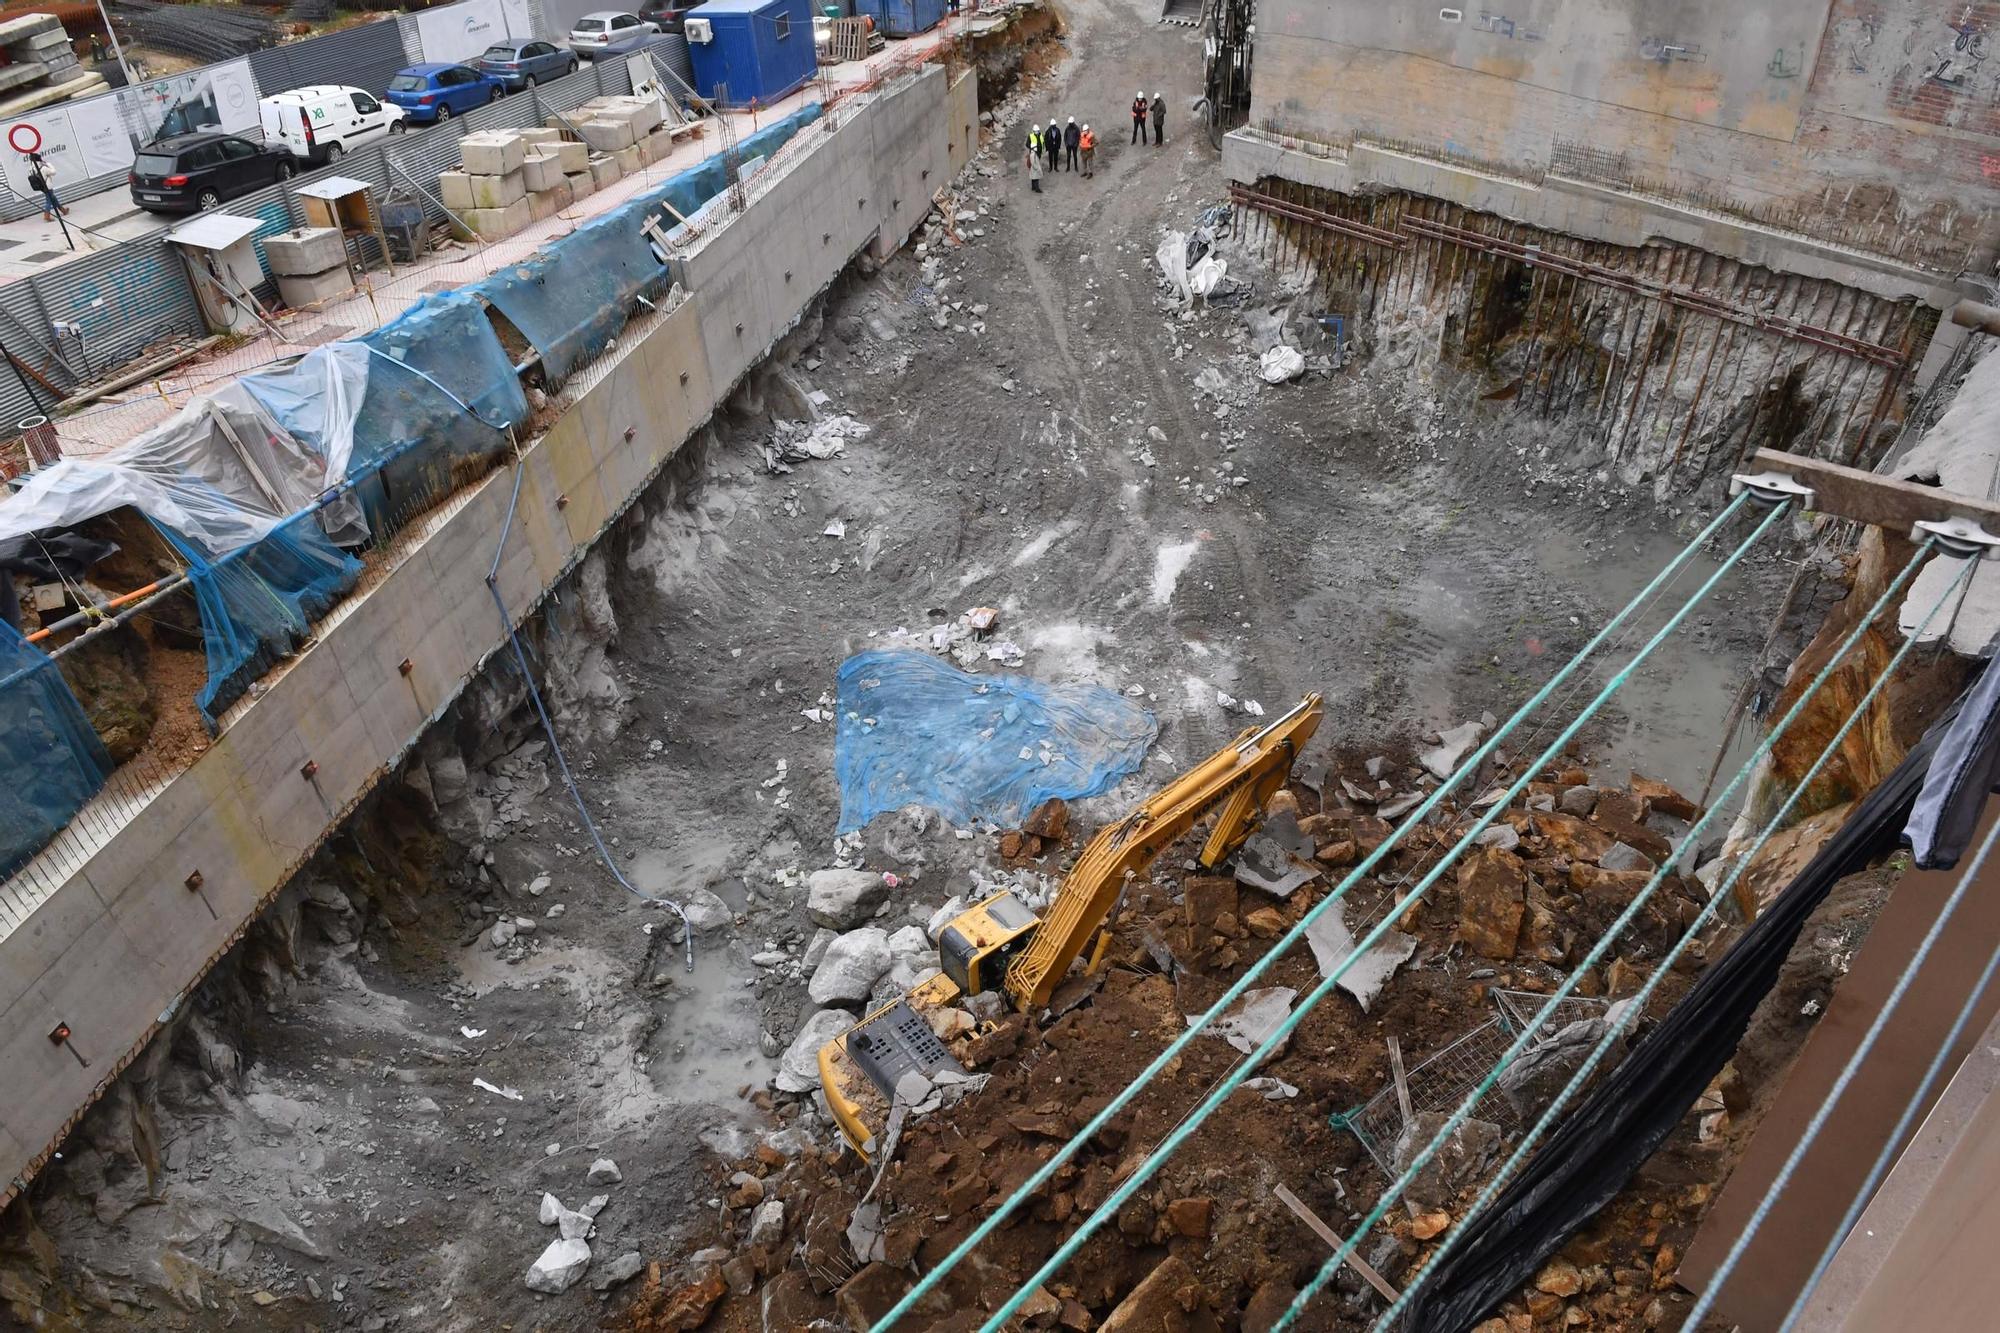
[567, 168, 598, 202]
[612, 143, 643, 176]
[589, 154, 623, 189]
[453, 130, 540, 240]
[527, 177, 573, 222]
[263, 226, 353, 309]
[0, 14, 107, 114]
[575, 117, 635, 154]
[552, 141, 589, 174]
[521, 151, 565, 194]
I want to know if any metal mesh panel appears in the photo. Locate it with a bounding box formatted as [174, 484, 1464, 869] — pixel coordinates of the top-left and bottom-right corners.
[247, 19, 414, 108]
[1336, 991, 1614, 1174]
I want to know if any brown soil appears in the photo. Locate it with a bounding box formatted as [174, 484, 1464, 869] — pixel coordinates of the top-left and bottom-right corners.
[617, 754, 1734, 1333]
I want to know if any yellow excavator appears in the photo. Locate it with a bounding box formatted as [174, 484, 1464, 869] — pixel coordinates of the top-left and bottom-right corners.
[819, 694, 1324, 1156]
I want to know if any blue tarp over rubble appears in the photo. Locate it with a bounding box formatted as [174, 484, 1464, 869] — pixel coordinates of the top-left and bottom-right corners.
[833, 649, 1159, 834]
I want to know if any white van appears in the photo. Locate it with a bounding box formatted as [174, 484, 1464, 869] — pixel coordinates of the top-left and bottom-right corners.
[258, 86, 406, 165]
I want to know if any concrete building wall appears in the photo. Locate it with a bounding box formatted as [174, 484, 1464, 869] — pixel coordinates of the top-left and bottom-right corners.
[1239, 0, 2000, 278]
[0, 68, 954, 1207]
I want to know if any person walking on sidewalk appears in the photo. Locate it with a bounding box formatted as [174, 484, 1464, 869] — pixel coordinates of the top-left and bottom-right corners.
[1063, 117, 1080, 173]
[26, 152, 65, 222]
[1045, 117, 1063, 172]
[1079, 124, 1096, 177]
[1151, 91, 1166, 145]
[1131, 91, 1148, 144]
[1025, 136, 1042, 193]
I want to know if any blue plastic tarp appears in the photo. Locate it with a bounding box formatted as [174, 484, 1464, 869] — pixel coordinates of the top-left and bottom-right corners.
[0, 621, 111, 877]
[468, 104, 822, 383]
[834, 649, 1158, 833]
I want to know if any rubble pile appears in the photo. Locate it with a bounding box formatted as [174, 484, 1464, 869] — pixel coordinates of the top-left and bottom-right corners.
[608, 742, 1734, 1331]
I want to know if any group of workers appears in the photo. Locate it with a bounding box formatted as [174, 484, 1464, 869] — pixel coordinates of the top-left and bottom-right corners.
[1023, 92, 1165, 194]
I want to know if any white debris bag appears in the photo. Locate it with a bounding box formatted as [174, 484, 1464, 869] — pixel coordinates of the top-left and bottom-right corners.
[1188, 254, 1227, 299]
[1155, 229, 1193, 305]
[1259, 345, 1307, 384]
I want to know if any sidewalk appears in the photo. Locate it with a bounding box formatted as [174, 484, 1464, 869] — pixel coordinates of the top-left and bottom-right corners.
[0, 188, 164, 280]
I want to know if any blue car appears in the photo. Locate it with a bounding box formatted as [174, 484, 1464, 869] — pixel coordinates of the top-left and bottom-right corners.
[383, 63, 505, 124]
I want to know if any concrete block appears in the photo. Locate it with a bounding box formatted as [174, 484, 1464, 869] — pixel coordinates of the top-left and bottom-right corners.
[612, 144, 643, 176]
[566, 170, 598, 202]
[528, 179, 574, 221]
[607, 94, 664, 137]
[438, 170, 474, 212]
[467, 170, 526, 210]
[519, 126, 560, 146]
[465, 197, 532, 240]
[590, 154, 623, 188]
[260, 225, 346, 277]
[577, 118, 635, 153]
[638, 129, 672, 166]
[553, 140, 589, 174]
[0, 14, 62, 44]
[521, 152, 565, 194]
[459, 131, 526, 176]
[276, 266, 354, 308]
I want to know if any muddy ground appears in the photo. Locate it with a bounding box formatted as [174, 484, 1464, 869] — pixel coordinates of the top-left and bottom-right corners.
[0, 1, 1883, 1331]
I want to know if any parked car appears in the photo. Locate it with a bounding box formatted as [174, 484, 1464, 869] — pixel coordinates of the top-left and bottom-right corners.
[129, 132, 295, 213]
[383, 63, 505, 124]
[259, 85, 406, 165]
[475, 39, 578, 91]
[569, 11, 660, 57]
[637, 2, 697, 32]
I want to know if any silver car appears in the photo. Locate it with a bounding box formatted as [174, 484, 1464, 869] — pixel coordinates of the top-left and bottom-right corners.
[569, 11, 660, 52]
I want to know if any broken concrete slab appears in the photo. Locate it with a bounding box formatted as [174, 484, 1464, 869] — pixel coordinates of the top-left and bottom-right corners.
[592, 1250, 643, 1291]
[586, 1157, 622, 1185]
[524, 1236, 591, 1293]
[1421, 720, 1486, 780]
[1302, 900, 1418, 1013]
[806, 926, 892, 1006]
[776, 1009, 854, 1093]
[807, 868, 888, 928]
[1194, 987, 1296, 1055]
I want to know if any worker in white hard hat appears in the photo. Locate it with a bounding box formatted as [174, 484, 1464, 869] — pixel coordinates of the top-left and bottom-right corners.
[1063, 116, 1080, 173]
[1151, 90, 1166, 145]
[1131, 90, 1148, 145]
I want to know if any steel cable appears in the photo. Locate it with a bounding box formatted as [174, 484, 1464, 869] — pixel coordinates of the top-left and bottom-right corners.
[871, 492, 1758, 1331]
[1354, 544, 1967, 1331]
[972, 499, 1792, 1332]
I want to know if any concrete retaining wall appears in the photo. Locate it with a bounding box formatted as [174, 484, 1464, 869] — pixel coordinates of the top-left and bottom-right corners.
[1236, 0, 2000, 287]
[0, 66, 955, 1206]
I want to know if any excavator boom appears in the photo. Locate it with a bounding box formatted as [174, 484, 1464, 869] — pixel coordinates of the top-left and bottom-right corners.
[818, 694, 1323, 1156]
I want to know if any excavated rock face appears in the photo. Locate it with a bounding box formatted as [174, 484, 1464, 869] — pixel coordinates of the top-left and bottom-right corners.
[55, 628, 155, 764]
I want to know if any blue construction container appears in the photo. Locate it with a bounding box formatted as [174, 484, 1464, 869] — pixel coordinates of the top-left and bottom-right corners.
[854, 0, 947, 37]
[686, 0, 817, 106]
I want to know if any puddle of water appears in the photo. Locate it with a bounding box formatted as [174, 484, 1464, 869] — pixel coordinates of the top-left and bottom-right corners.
[653, 943, 777, 1104]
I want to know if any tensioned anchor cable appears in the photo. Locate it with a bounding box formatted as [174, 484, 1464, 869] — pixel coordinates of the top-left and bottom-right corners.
[1685, 670, 2000, 1329]
[974, 499, 1793, 1333]
[1277, 539, 1953, 1331]
[1346, 544, 1966, 1332]
[1778, 822, 2000, 1330]
[870, 491, 1759, 1331]
[486, 452, 695, 969]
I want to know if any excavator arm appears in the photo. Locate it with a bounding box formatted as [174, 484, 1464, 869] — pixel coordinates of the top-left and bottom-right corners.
[818, 694, 1324, 1156]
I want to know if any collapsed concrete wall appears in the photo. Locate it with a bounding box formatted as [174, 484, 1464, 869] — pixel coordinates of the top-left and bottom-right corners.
[0, 64, 956, 1216]
[1215, 179, 1937, 497]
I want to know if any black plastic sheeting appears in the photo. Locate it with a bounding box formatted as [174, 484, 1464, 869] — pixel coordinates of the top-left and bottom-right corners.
[1402, 697, 1962, 1333]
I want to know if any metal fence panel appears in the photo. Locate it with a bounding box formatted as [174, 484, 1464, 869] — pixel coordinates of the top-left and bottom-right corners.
[248, 19, 414, 104]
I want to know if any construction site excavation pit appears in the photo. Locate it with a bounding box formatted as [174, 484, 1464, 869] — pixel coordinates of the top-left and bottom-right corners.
[4, 3, 1946, 1332]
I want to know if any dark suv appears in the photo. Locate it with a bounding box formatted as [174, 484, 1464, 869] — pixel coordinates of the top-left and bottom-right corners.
[130, 132, 295, 213]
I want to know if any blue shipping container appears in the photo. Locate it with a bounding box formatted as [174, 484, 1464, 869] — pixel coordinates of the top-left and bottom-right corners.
[686, 0, 817, 106]
[854, 0, 946, 37]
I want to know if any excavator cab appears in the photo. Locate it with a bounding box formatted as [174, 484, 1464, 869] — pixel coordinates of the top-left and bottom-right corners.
[937, 891, 1040, 994]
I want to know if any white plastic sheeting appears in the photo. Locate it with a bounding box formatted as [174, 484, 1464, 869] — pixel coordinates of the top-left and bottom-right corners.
[0, 345, 370, 556]
[1189, 253, 1227, 299]
[1155, 228, 1191, 305]
[1259, 345, 1306, 383]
